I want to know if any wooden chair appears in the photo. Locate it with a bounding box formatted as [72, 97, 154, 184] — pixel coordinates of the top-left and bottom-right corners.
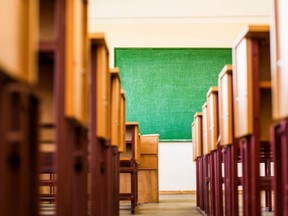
[120, 122, 141, 213]
[233, 25, 272, 215]
[218, 65, 239, 216]
[270, 0, 288, 214]
[192, 113, 204, 212]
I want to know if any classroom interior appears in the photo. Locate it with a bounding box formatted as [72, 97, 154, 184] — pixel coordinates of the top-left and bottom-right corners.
[0, 0, 287, 215]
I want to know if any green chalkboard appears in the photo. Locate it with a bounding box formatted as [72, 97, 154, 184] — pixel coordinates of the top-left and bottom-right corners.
[115, 48, 232, 141]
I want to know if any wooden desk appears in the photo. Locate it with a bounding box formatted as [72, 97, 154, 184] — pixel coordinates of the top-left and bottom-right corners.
[207, 87, 223, 216]
[89, 33, 112, 216]
[120, 122, 141, 213]
[192, 113, 204, 211]
[233, 25, 272, 216]
[110, 68, 121, 147]
[201, 102, 210, 215]
[138, 135, 159, 203]
[270, 0, 288, 214]
[218, 65, 239, 216]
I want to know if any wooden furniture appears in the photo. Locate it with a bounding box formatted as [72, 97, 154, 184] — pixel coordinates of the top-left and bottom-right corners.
[103, 67, 122, 216]
[89, 33, 111, 216]
[119, 90, 127, 153]
[201, 102, 210, 215]
[207, 87, 223, 216]
[38, 0, 89, 215]
[138, 135, 159, 203]
[0, 0, 38, 84]
[218, 65, 239, 216]
[0, 1, 40, 215]
[120, 122, 141, 213]
[192, 113, 204, 212]
[270, 0, 288, 214]
[233, 25, 272, 216]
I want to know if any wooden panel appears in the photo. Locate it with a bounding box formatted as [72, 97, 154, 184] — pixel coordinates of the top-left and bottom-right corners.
[140, 135, 159, 154]
[207, 87, 219, 151]
[138, 171, 159, 203]
[120, 173, 131, 193]
[202, 102, 210, 155]
[110, 68, 121, 147]
[192, 121, 197, 161]
[125, 122, 141, 163]
[90, 34, 111, 140]
[138, 155, 158, 170]
[39, 0, 55, 41]
[0, 0, 38, 83]
[135, 127, 141, 164]
[233, 38, 253, 138]
[194, 113, 203, 157]
[218, 65, 233, 146]
[271, 0, 288, 120]
[65, 0, 88, 123]
[119, 90, 126, 152]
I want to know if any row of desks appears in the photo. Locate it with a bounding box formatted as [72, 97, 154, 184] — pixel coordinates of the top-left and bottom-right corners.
[0, 1, 131, 216]
[192, 17, 288, 216]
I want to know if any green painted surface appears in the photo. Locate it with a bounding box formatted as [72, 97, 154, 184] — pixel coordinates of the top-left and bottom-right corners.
[115, 48, 232, 141]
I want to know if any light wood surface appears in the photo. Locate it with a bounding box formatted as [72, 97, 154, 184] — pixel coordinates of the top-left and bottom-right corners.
[138, 135, 159, 203]
[119, 90, 127, 152]
[233, 38, 253, 138]
[65, 0, 88, 124]
[207, 87, 219, 151]
[271, 0, 288, 120]
[0, 0, 38, 83]
[202, 102, 210, 155]
[110, 68, 121, 147]
[90, 34, 111, 140]
[233, 25, 272, 139]
[218, 65, 233, 146]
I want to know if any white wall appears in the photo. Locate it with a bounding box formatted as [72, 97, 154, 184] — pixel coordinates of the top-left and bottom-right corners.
[159, 142, 195, 191]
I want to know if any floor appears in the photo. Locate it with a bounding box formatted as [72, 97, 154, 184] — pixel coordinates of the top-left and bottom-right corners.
[40, 193, 274, 215]
[120, 194, 199, 216]
[120, 194, 274, 216]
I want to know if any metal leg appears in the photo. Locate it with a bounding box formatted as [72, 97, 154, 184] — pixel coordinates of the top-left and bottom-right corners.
[240, 136, 261, 216]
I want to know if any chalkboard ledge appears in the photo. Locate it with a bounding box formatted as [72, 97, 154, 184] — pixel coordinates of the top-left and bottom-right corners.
[160, 139, 192, 142]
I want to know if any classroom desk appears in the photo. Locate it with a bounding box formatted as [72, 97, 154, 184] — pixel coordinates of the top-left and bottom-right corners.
[207, 87, 223, 216]
[0, 1, 40, 215]
[233, 25, 272, 216]
[201, 102, 210, 215]
[192, 113, 204, 211]
[120, 122, 141, 214]
[89, 33, 112, 216]
[270, 0, 288, 214]
[218, 65, 239, 216]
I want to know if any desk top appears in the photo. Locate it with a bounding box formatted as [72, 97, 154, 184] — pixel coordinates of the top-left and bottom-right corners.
[218, 65, 232, 79]
[233, 25, 270, 48]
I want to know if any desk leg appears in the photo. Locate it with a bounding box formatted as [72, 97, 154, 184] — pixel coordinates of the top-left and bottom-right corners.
[0, 85, 39, 216]
[224, 145, 239, 216]
[214, 146, 223, 216]
[203, 155, 210, 215]
[240, 136, 261, 216]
